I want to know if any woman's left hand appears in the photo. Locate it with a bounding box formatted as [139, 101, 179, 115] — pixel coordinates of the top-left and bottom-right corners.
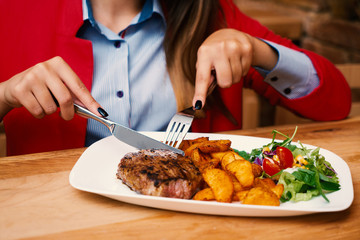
[192, 28, 278, 109]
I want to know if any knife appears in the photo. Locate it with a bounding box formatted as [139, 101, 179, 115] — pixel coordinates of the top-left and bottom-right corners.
[74, 103, 184, 155]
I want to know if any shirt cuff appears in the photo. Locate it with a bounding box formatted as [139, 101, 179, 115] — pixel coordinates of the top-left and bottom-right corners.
[255, 39, 320, 99]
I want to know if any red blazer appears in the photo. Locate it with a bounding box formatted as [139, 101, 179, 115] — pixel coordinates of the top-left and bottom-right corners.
[0, 0, 351, 156]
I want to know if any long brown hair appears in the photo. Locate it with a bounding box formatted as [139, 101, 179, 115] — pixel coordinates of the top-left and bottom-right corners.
[161, 0, 226, 111]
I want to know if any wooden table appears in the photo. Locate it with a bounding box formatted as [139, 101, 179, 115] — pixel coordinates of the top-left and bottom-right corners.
[1, 117, 359, 240]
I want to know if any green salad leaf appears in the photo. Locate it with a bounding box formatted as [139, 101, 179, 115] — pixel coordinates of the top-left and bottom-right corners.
[278, 172, 320, 202]
[234, 127, 341, 203]
[279, 148, 340, 203]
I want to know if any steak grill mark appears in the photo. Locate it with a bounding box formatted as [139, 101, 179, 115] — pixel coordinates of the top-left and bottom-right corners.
[117, 149, 202, 199]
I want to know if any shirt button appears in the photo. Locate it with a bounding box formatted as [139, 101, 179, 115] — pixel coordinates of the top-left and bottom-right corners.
[116, 90, 124, 98]
[270, 76, 278, 81]
[114, 41, 121, 48]
[284, 88, 292, 94]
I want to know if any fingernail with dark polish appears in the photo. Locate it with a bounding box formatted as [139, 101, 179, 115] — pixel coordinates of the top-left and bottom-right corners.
[98, 107, 108, 118]
[195, 100, 202, 110]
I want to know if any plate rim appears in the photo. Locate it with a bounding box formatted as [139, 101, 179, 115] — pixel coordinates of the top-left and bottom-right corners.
[69, 132, 354, 217]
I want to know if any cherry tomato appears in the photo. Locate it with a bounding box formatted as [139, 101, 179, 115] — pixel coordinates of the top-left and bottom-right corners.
[262, 157, 281, 176]
[276, 146, 293, 169]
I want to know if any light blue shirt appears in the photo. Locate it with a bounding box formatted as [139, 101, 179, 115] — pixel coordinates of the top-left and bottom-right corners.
[80, 0, 176, 146]
[79, 0, 319, 146]
[257, 40, 319, 98]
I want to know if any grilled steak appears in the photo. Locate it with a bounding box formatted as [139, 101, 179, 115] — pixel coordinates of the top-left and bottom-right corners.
[116, 149, 202, 199]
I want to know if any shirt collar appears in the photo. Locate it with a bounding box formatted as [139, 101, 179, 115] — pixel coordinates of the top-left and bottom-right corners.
[82, 0, 165, 29]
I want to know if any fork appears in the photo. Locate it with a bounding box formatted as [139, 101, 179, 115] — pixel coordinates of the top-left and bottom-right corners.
[163, 107, 195, 148]
[163, 77, 218, 148]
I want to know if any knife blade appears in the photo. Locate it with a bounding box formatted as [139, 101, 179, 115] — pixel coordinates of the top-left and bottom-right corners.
[74, 103, 184, 155]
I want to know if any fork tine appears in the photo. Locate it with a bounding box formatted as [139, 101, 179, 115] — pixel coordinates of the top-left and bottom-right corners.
[174, 124, 191, 148]
[166, 122, 181, 146]
[163, 107, 195, 148]
[164, 120, 182, 144]
[169, 123, 185, 147]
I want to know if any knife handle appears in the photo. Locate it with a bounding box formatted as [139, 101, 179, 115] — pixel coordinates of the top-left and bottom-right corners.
[73, 103, 114, 131]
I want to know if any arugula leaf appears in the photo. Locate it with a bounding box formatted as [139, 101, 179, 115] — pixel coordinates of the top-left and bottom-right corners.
[314, 170, 329, 202]
[292, 168, 316, 187]
[270, 126, 298, 147]
[249, 148, 262, 161]
[320, 181, 341, 191]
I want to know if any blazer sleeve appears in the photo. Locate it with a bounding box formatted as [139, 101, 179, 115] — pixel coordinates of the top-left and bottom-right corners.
[220, 0, 351, 121]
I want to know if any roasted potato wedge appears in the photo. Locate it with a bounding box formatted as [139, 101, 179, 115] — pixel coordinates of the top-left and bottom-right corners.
[254, 178, 276, 188]
[179, 137, 209, 151]
[193, 187, 215, 201]
[252, 163, 263, 178]
[254, 178, 284, 198]
[184, 142, 203, 156]
[211, 150, 233, 160]
[225, 159, 254, 188]
[233, 151, 245, 159]
[242, 187, 280, 206]
[198, 140, 231, 153]
[191, 149, 209, 172]
[207, 158, 221, 169]
[178, 140, 191, 152]
[211, 150, 244, 160]
[184, 136, 285, 207]
[202, 168, 234, 203]
[233, 190, 249, 202]
[271, 184, 284, 199]
[220, 152, 238, 169]
[185, 139, 231, 156]
[232, 178, 246, 193]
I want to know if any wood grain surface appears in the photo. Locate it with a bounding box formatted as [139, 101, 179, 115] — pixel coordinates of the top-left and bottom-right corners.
[0, 117, 359, 240]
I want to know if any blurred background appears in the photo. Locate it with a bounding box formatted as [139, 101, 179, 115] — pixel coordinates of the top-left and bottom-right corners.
[235, 0, 360, 128]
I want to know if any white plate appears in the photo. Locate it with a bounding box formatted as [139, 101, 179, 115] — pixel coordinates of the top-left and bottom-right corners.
[69, 132, 354, 217]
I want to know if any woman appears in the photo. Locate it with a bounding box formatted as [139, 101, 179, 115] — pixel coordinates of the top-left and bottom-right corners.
[0, 0, 351, 155]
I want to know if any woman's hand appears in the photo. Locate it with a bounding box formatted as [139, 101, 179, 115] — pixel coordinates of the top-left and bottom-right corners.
[193, 28, 278, 109]
[0, 56, 105, 120]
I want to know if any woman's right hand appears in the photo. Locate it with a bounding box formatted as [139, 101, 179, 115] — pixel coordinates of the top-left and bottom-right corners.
[0, 56, 104, 120]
